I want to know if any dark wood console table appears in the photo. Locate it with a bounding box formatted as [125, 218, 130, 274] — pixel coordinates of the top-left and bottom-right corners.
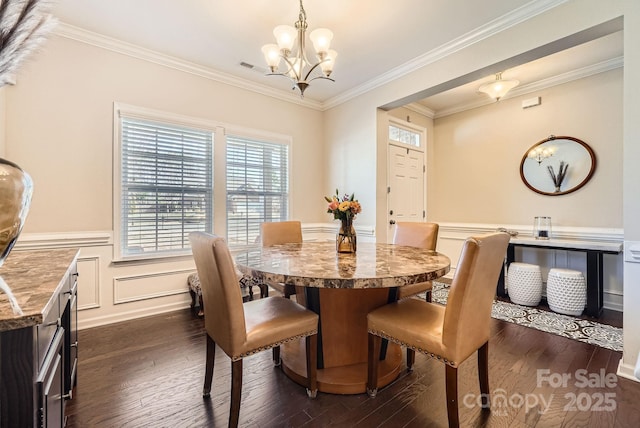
[497, 237, 622, 318]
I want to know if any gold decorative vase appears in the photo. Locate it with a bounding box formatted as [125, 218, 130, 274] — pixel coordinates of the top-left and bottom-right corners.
[336, 217, 357, 253]
[0, 158, 33, 266]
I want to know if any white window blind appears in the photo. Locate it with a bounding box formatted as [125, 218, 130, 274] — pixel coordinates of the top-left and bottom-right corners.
[226, 135, 289, 246]
[120, 117, 213, 257]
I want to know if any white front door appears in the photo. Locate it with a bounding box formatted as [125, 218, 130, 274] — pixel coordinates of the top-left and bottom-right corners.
[387, 143, 425, 242]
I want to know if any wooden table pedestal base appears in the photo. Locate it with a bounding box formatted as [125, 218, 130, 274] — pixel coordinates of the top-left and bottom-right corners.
[280, 338, 403, 395]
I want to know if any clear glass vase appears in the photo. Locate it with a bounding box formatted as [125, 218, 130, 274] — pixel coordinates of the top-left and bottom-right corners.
[336, 217, 357, 253]
[533, 216, 551, 240]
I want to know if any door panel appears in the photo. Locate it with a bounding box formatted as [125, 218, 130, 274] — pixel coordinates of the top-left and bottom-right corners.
[388, 144, 425, 242]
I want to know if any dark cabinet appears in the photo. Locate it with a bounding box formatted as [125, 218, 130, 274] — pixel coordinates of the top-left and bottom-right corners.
[37, 329, 65, 428]
[62, 272, 79, 400]
[0, 249, 79, 428]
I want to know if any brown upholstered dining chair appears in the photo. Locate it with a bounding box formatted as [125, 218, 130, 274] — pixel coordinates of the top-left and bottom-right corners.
[366, 232, 509, 428]
[189, 232, 319, 428]
[393, 222, 439, 301]
[260, 220, 303, 298]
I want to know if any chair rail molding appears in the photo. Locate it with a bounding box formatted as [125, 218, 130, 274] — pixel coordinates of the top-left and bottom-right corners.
[19, 222, 621, 328]
[437, 222, 623, 243]
[302, 222, 376, 242]
[15, 231, 113, 250]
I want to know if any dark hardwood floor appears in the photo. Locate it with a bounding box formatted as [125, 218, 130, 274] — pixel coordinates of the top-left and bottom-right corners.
[65, 302, 639, 427]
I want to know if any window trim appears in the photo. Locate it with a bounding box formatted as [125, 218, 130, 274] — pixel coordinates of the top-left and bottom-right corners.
[113, 103, 294, 261]
[220, 126, 293, 250]
[388, 117, 426, 153]
[113, 103, 218, 262]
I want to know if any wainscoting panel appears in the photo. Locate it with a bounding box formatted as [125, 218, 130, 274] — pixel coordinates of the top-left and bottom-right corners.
[77, 256, 101, 310]
[113, 269, 194, 304]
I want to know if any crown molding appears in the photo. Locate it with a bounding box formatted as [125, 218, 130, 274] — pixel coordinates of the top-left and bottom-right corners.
[404, 103, 435, 119]
[323, 0, 569, 110]
[53, 23, 324, 111]
[54, 0, 568, 113]
[433, 56, 623, 119]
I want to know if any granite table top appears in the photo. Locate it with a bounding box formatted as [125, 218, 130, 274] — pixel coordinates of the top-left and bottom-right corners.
[235, 241, 451, 289]
[0, 248, 79, 332]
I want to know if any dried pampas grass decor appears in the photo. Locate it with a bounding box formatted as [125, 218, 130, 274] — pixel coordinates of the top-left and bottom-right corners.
[0, 0, 57, 86]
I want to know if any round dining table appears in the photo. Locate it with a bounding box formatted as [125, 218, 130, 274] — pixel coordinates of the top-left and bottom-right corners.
[234, 241, 450, 394]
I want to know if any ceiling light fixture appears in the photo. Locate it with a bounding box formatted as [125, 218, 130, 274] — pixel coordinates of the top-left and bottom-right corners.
[478, 72, 519, 101]
[261, 0, 337, 98]
[528, 146, 555, 165]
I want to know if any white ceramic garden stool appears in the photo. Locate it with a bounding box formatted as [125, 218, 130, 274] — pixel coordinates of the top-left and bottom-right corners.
[507, 262, 543, 306]
[547, 268, 586, 316]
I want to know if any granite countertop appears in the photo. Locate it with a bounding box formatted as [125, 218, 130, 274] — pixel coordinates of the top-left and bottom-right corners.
[235, 241, 451, 289]
[0, 248, 80, 332]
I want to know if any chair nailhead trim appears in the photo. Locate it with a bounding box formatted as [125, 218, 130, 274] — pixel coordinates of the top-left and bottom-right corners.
[231, 329, 318, 361]
[368, 328, 458, 368]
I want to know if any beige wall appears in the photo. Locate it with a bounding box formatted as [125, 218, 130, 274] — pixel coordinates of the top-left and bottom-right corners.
[3, 35, 327, 327]
[430, 69, 622, 228]
[3, 0, 639, 379]
[324, 95, 378, 227]
[5, 35, 327, 234]
[325, 0, 640, 378]
[386, 81, 624, 311]
[327, 0, 626, 241]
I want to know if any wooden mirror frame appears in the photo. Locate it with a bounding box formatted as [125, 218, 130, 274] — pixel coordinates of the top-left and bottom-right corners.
[520, 135, 596, 196]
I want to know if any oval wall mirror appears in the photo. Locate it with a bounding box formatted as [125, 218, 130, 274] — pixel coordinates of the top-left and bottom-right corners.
[520, 135, 596, 196]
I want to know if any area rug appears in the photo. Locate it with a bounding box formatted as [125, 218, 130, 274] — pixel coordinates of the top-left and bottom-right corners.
[418, 282, 623, 352]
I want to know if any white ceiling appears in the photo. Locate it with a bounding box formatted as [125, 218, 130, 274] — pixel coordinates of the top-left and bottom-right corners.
[51, 0, 623, 111]
[418, 31, 623, 117]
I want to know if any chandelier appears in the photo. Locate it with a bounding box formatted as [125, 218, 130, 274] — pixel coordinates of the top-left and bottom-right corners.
[261, 0, 337, 97]
[528, 146, 555, 164]
[478, 72, 519, 101]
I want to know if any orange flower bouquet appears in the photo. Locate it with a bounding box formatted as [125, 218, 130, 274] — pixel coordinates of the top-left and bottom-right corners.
[324, 189, 361, 253]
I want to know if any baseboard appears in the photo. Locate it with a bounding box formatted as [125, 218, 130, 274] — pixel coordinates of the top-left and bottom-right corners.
[604, 299, 623, 312]
[617, 359, 640, 383]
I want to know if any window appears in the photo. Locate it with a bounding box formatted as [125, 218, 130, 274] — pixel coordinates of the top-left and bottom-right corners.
[117, 115, 213, 258]
[389, 123, 421, 147]
[226, 135, 289, 246]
